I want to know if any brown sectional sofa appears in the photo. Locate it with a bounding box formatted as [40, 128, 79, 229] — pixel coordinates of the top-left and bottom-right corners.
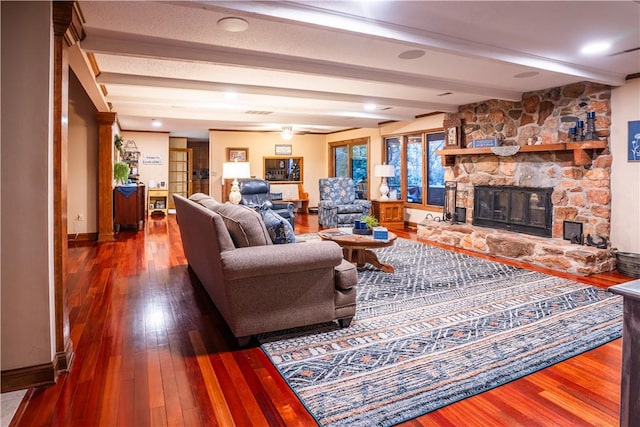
[173, 193, 358, 346]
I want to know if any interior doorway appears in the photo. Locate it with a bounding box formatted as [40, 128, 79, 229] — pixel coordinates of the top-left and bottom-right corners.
[187, 140, 210, 196]
[168, 147, 192, 210]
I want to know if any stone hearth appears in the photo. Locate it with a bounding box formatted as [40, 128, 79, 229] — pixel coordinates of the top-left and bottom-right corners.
[417, 221, 615, 276]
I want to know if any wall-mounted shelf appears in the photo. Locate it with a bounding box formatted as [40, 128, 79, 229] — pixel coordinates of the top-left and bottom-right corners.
[436, 140, 607, 167]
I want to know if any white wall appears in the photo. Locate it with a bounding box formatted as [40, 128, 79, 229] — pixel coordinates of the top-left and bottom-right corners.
[68, 71, 98, 235]
[121, 131, 170, 189]
[209, 131, 327, 206]
[1, 1, 56, 370]
[611, 78, 640, 253]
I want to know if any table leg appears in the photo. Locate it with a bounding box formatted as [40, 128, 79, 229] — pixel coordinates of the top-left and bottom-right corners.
[345, 248, 394, 273]
[364, 249, 394, 273]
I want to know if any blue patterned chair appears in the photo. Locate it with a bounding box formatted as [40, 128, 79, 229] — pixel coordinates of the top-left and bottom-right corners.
[318, 177, 371, 228]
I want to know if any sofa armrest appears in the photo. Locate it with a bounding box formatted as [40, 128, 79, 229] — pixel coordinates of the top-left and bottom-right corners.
[353, 199, 372, 209]
[272, 201, 294, 212]
[318, 200, 337, 209]
[221, 241, 343, 280]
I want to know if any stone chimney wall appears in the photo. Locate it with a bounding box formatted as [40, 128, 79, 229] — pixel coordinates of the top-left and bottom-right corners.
[452, 81, 611, 147]
[442, 82, 612, 241]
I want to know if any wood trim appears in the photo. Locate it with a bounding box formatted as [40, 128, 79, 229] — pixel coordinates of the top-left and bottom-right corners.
[86, 52, 101, 76]
[1, 362, 55, 393]
[626, 73, 640, 81]
[52, 0, 75, 382]
[97, 112, 117, 242]
[67, 232, 99, 242]
[53, 338, 75, 374]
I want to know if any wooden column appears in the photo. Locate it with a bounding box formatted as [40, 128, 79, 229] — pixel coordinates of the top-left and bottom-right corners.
[609, 279, 640, 427]
[52, 1, 78, 375]
[97, 112, 117, 242]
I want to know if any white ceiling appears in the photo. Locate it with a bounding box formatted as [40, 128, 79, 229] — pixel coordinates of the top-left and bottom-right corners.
[75, 1, 640, 140]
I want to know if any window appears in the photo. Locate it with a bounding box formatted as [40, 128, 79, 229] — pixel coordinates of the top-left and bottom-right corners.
[406, 135, 423, 204]
[383, 130, 445, 209]
[385, 137, 402, 200]
[330, 138, 369, 199]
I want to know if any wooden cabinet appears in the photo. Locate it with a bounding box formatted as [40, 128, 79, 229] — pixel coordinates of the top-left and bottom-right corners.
[372, 200, 405, 229]
[114, 184, 145, 232]
[148, 189, 168, 217]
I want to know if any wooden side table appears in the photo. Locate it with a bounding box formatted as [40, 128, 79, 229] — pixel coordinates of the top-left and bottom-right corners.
[148, 189, 168, 217]
[371, 200, 404, 229]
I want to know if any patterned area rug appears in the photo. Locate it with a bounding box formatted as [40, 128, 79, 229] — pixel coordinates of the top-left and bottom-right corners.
[259, 238, 622, 426]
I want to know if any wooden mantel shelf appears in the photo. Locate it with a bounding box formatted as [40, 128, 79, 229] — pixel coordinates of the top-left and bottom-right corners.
[436, 140, 607, 167]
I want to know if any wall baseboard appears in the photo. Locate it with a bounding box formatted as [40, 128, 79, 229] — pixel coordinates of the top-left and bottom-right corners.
[1, 363, 55, 393]
[67, 232, 98, 242]
[54, 339, 75, 374]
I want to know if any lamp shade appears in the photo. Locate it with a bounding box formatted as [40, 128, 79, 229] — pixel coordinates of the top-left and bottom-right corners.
[374, 164, 395, 177]
[222, 161, 251, 179]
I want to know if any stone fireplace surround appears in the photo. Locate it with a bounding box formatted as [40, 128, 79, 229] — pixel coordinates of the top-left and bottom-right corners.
[417, 82, 615, 276]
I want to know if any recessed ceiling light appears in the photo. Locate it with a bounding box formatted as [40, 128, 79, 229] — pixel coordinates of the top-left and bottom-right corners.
[580, 41, 611, 55]
[152, 119, 162, 127]
[514, 71, 540, 79]
[224, 91, 238, 100]
[217, 17, 249, 32]
[364, 103, 377, 111]
[398, 49, 426, 60]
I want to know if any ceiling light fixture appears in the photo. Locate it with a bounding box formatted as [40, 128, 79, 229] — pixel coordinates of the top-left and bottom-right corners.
[152, 119, 162, 127]
[224, 91, 238, 100]
[580, 41, 611, 55]
[398, 49, 426, 60]
[217, 17, 249, 32]
[364, 103, 377, 111]
[281, 126, 293, 140]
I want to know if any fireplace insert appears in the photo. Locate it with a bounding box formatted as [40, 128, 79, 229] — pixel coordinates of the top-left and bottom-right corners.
[473, 185, 553, 237]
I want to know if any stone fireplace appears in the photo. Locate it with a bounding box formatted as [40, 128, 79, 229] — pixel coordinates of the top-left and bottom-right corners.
[417, 82, 615, 276]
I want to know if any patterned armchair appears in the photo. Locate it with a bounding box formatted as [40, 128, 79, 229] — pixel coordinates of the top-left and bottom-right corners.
[318, 177, 371, 228]
[238, 179, 295, 230]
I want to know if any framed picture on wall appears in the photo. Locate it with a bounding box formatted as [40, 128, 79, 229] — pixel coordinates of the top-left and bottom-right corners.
[227, 147, 249, 162]
[628, 120, 640, 162]
[275, 144, 292, 155]
[445, 126, 460, 148]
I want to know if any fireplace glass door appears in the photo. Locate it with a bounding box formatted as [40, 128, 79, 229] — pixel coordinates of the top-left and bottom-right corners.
[473, 186, 553, 237]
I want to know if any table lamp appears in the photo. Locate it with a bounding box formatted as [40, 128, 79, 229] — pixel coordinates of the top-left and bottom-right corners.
[222, 160, 251, 204]
[374, 164, 395, 200]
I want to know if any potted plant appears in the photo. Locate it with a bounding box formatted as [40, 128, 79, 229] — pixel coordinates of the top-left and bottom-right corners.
[114, 134, 124, 158]
[353, 214, 379, 235]
[113, 161, 130, 185]
[362, 214, 379, 229]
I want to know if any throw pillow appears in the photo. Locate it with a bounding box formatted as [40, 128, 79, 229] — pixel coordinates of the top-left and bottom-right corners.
[214, 203, 272, 248]
[260, 208, 295, 244]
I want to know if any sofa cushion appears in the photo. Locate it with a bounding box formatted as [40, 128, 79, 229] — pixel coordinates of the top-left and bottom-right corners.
[337, 204, 365, 214]
[260, 209, 295, 244]
[214, 203, 272, 248]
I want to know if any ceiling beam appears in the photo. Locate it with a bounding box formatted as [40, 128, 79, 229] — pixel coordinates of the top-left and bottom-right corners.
[96, 72, 459, 113]
[81, 28, 524, 101]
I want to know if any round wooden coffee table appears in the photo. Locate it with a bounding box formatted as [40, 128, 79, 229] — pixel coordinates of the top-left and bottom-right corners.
[318, 228, 397, 273]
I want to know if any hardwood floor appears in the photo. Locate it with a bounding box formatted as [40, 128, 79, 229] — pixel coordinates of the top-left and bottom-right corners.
[10, 213, 632, 426]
